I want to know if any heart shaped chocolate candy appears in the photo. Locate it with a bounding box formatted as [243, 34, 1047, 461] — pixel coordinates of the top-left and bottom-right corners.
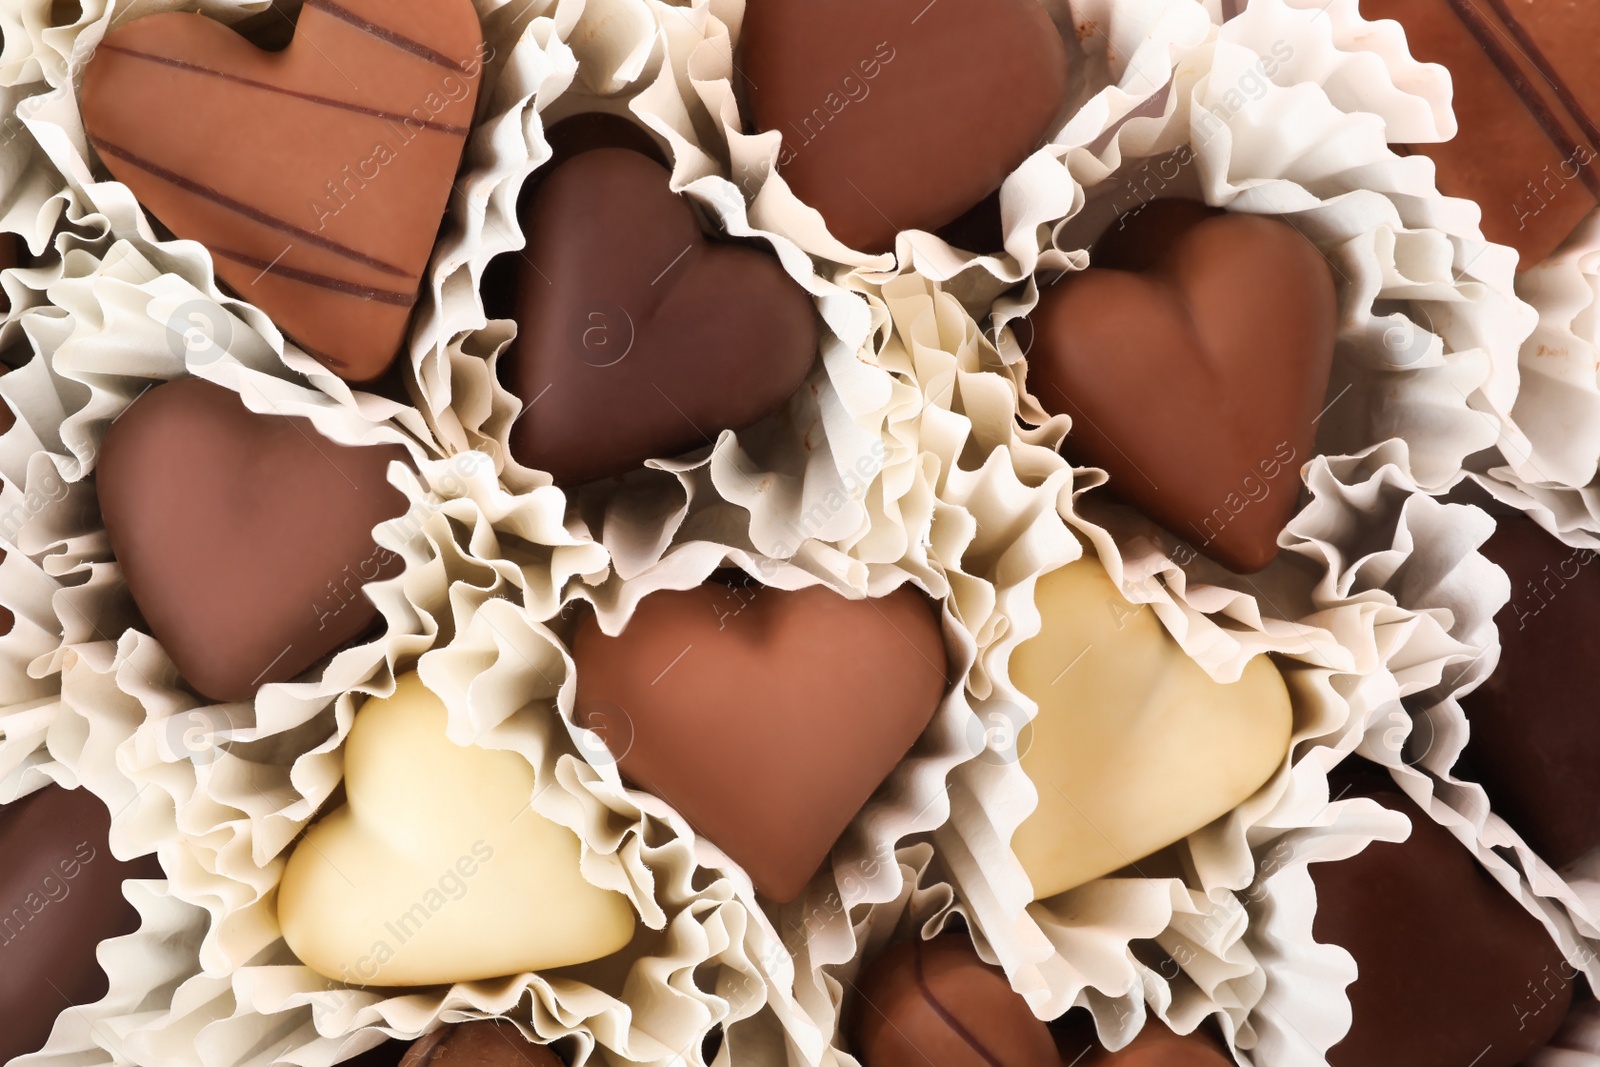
[507, 148, 817, 485]
[1312, 773, 1572, 1067]
[573, 581, 948, 902]
[1028, 199, 1337, 573]
[1011, 558, 1292, 899]
[97, 379, 409, 703]
[80, 0, 483, 380]
[1361, 0, 1600, 267]
[279, 674, 637, 984]
[741, 0, 1070, 254]
[1461, 513, 1600, 867]
[0, 785, 164, 1066]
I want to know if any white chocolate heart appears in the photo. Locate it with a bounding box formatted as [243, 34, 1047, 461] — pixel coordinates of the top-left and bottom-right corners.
[1010, 559, 1292, 899]
[278, 674, 635, 985]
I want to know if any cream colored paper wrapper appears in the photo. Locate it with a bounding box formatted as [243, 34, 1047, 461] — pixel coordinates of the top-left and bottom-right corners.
[0, 234, 830, 1067]
[6, 1, 1594, 1065]
[1476, 213, 1600, 539]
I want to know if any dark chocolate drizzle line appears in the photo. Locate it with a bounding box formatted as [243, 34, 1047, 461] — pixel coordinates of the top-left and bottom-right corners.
[89, 135, 410, 277]
[212, 246, 414, 305]
[1439, 0, 1600, 200]
[306, 0, 472, 72]
[1479, 0, 1600, 149]
[912, 941, 1007, 1067]
[99, 45, 469, 135]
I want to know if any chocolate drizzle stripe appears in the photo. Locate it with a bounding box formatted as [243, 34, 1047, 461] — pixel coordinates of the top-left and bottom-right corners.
[1479, 0, 1600, 149]
[212, 246, 415, 305]
[1440, 0, 1600, 200]
[89, 135, 410, 277]
[912, 940, 1007, 1067]
[99, 45, 469, 135]
[306, 0, 472, 72]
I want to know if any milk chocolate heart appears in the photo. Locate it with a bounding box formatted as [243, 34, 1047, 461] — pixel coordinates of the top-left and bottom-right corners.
[97, 379, 408, 703]
[1028, 199, 1337, 573]
[1011, 559, 1292, 899]
[1362, 0, 1600, 266]
[507, 148, 817, 485]
[1461, 513, 1600, 867]
[741, 0, 1070, 254]
[279, 674, 636, 985]
[80, 0, 484, 381]
[572, 581, 948, 902]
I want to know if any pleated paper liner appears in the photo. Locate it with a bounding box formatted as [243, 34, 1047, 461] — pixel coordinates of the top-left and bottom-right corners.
[0, 235, 797, 1067]
[1476, 212, 1600, 537]
[0, 758, 210, 1067]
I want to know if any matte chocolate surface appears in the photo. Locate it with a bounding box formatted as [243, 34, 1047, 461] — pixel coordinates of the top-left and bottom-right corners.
[1311, 774, 1572, 1066]
[401, 1021, 563, 1067]
[507, 148, 817, 485]
[1052, 1012, 1233, 1066]
[851, 934, 1057, 1067]
[1461, 512, 1600, 867]
[1361, 0, 1600, 266]
[97, 379, 409, 703]
[573, 581, 947, 902]
[741, 0, 1070, 254]
[1028, 199, 1337, 573]
[0, 785, 163, 1064]
[80, 0, 483, 380]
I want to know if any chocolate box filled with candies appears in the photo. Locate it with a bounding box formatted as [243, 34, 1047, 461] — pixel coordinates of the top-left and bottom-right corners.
[0, 0, 1598, 1065]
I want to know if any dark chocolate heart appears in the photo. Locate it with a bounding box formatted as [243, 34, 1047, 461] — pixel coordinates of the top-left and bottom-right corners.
[506, 148, 818, 485]
[97, 379, 408, 702]
[1311, 774, 1572, 1066]
[0, 785, 163, 1065]
[1027, 199, 1337, 573]
[1362, 0, 1600, 267]
[572, 582, 947, 902]
[1461, 513, 1600, 867]
[80, 0, 484, 381]
[741, 0, 1070, 254]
